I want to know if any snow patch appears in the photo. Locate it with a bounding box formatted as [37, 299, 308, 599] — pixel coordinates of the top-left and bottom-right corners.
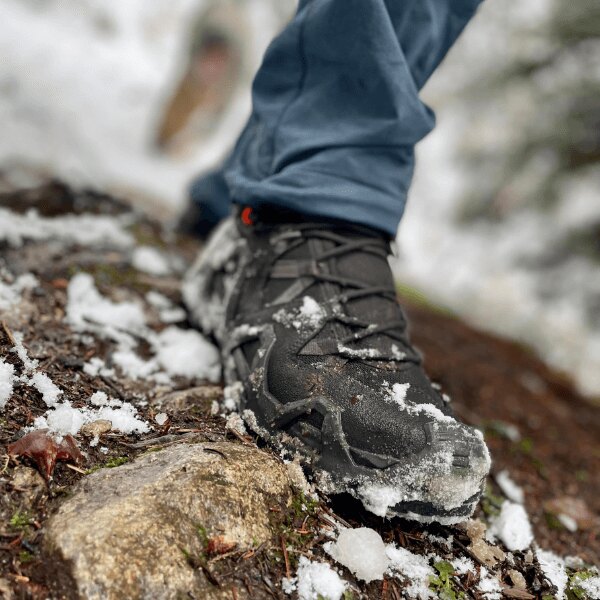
[478, 567, 502, 599]
[0, 359, 15, 409]
[386, 544, 434, 599]
[132, 246, 172, 276]
[488, 501, 533, 551]
[0, 208, 133, 249]
[295, 556, 347, 600]
[28, 372, 62, 407]
[0, 272, 39, 311]
[536, 549, 567, 600]
[325, 528, 388, 583]
[496, 470, 525, 504]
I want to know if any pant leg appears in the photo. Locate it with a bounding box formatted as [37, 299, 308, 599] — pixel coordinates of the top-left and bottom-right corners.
[191, 0, 484, 236]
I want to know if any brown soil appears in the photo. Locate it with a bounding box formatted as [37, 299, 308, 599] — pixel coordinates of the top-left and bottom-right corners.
[0, 182, 598, 599]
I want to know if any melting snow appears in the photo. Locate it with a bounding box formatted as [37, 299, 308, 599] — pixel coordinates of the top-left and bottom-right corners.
[66, 272, 146, 340]
[536, 549, 568, 599]
[577, 575, 600, 599]
[478, 567, 502, 599]
[0, 208, 134, 249]
[386, 545, 434, 599]
[132, 246, 172, 276]
[488, 501, 533, 551]
[295, 556, 347, 600]
[451, 556, 475, 575]
[146, 291, 186, 323]
[496, 470, 525, 504]
[0, 359, 15, 409]
[0, 272, 38, 311]
[11, 331, 39, 372]
[325, 527, 388, 583]
[273, 296, 326, 331]
[153, 326, 220, 381]
[28, 372, 62, 407]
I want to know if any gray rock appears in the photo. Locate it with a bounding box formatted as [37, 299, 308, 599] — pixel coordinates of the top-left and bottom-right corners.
[44, 441, 292, 599]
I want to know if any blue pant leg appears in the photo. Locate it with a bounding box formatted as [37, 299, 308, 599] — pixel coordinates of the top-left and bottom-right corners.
[192, 0, 484, 236]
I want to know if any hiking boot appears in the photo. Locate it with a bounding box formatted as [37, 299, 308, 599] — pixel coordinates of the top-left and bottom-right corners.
[183, 207, 491, 523]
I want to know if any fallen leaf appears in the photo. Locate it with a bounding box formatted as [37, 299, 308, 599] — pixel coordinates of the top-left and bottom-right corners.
[8, 429, 84, 480]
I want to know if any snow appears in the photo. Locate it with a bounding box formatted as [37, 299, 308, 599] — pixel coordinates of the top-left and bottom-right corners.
[451, 556, 475, 575]
[66, 273, 147, 337]
[386, 545, 434, 599]
[0, 272, 39, 311]
[0, 208, 134, 249]
[557, 514, 578, 533]
[488, 501, 533, 551]
[496, 470, 525, 504]
[146, 291, 186, 324]
[389, 382, 410, 406]
[324, 527, 388, 583]
[0, 359, 15, 409]
[478, 567, 502, 599]
[295, 556, 347, 600]
[536, 549, 568, 600]
[578, 575, 600, 599]
[132, 246, 172, 276]
[34, 394, 150, 436]
[66, 273, 219, 383]
[11, 332, 40, 372]
[83, 357, 116, 379]
[384, 382, 454, 423]
[153, 326, 220, 381]
[28, 372, 62, 407]
[155, 412, 168, 426]
[273, 296, 326, 331]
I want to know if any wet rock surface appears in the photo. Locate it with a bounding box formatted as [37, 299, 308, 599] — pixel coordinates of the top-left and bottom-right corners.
[44, 441, 291, 600]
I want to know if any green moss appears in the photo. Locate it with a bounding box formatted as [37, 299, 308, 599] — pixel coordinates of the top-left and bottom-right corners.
[429, 561, 465, 600]
[481, 484, 504, 517]
[18, 550, 34, 563]
[567, 569, 598, 600]
[86, 456, 129, 474]
[9, 511, 31, 530]
[396, 282, 453, 315]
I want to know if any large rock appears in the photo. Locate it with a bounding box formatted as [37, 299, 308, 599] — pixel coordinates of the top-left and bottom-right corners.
[44, 442, 292, 599]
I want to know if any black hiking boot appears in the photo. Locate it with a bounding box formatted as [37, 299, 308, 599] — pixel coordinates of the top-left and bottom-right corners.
[183, 207, 491, 523]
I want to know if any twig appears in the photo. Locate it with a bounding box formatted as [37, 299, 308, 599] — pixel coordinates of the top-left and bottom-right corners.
[1, 320, 16, 347]
[280, 535, 291, 579]
[0, 454, 10, 475]
[65, 463, 87, 475]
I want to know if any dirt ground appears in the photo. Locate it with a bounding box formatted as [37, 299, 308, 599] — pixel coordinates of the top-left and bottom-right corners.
[0, 182, 598, 599]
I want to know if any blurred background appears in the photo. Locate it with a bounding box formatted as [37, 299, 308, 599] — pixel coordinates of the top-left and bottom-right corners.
[0, 0, 598, 400]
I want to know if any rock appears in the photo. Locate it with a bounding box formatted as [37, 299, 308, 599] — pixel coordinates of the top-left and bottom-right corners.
[12, 465, 46, 500]
[44, 441, 292, 599]
[154, 386, 222, 413]
[465, 519, 506, 567]
[80, 419, 112, 437]
[508, 569, 528, 590]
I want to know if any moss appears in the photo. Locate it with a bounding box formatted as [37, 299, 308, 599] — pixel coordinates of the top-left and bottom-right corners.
[481, 483, 504, 517]
[18, 550, 34, 563]
[396, 282, 453, 315]
[567, 569, 598, 600]
[10, 511, 31, 530]
[86, 456, 129, 474]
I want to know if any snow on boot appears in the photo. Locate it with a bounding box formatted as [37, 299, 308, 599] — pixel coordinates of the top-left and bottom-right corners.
[183, 207, 491, 523]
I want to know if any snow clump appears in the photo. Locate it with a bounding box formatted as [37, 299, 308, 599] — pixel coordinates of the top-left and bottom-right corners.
[577, 575, 600, 599]
[325, 527, 388, 582]
[386, 544, 435, 599]
[294, 556, 347, 600]
[536, 549, 568, 599]
[132, 246, 172, 276]
[0, 272, 38, 311]
[496, 470, 524, 504]
[0, 359, 15, 409]
[488, 501, 533, 551]
[28, 372, 62, 407]
[478, 567, 502, 599]
[273, 296, 326, 331]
